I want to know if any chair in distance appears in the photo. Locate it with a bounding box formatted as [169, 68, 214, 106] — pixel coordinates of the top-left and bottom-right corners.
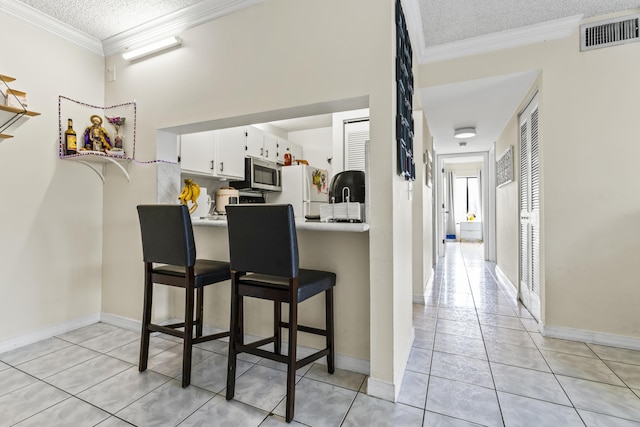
[225, 204, 336, 423]
[136, 204, 231, 387]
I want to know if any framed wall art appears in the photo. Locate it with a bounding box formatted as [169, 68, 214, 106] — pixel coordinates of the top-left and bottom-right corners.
[496, 145, 514, 187]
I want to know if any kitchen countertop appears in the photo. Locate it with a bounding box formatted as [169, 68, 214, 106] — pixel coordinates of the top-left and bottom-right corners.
[192, 217, 370, 232]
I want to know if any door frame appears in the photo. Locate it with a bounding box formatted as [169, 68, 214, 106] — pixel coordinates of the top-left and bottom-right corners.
[435, 151, 496, 261]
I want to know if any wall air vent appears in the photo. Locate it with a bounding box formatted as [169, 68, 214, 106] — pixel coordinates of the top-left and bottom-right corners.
[581, 15, 640, 51]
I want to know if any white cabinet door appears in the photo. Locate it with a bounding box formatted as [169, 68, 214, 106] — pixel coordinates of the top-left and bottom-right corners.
[262, 133, 278, 162]
[180, 131, 215, 176]
[215, 127, 246, 179]
[245, 126, 264, 159]
[290, 142, 303, 164]
[277, 138, 289, 164]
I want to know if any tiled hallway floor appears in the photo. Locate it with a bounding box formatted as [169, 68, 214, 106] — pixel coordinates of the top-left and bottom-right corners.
[2, 243, 640, 426]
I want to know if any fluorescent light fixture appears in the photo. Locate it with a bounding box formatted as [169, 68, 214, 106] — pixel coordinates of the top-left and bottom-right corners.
[454, 127, 476, 139]
[122, 36, 182, 61]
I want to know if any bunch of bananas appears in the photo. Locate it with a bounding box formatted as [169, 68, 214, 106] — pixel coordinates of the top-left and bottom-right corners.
[178, 179, 201, 214]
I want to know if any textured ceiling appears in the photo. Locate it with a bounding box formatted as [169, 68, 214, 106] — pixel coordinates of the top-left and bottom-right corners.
[17, 0, 204, 40]
[418, 0, 640, 47]
[16, 0, 640, 45]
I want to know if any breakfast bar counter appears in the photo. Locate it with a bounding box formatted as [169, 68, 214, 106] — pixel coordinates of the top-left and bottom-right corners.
[192, 217, 370, 232]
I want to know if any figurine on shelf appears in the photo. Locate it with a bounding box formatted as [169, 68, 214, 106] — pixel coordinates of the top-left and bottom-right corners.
[82, 115, 111, 152]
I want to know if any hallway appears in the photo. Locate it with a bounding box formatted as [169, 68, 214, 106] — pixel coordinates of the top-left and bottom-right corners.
[411, 242, 640, 426]
[1, 243, 640, 425]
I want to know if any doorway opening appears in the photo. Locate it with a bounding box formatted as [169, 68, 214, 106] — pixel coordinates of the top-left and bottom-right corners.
[436, 151, 496, 262]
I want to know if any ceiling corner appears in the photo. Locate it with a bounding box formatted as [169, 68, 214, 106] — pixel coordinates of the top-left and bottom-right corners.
[0, 0, 102, 55]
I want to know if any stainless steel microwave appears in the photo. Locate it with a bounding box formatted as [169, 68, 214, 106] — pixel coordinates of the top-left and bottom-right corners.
[230, 158, 282, 192]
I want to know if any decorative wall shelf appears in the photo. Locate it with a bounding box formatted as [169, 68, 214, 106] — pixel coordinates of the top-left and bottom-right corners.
[60, 152, 132, 183]
[58, 96, 136, 183]
[0, 74, 40, 139]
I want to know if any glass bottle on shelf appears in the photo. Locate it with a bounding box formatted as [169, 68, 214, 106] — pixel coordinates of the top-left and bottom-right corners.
[64, 118, 77, 155]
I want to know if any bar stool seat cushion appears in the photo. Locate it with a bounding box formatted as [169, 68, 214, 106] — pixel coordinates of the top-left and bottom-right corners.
[153, 259, 231, 288]
[240, 269, 336, 302]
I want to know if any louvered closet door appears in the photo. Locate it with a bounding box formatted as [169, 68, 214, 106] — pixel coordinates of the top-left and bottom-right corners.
[344, 119, 370, 171]
[519, 94, 540, 320]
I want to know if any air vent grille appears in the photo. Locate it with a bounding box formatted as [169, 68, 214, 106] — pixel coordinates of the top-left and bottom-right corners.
[581, 15, 640, 51]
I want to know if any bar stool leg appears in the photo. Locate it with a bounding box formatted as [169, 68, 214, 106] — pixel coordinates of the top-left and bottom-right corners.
[274, 301, 281, 355]
[139, 263, 153, 372]
[285, 297, 298, 423]
[182, 279, 195, 388]
[196, 287, 204, 338]
[226, 277, 240, 399]
[326, 288, 335, 374]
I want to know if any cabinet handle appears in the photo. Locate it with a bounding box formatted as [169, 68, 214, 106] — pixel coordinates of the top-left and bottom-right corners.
[265, 149, 269, 157]
[210, 160, 214, 170]
[260, 148, 264, 156]
[220, 162, 224, 172]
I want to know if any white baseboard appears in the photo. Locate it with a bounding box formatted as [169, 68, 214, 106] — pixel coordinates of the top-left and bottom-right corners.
[367, 376, 396, 402]
[0, 312, 100, 354]
[100, 312, 141, 332]
[413, 268, 434, 304]
[543, 325, 640, 352]
[494, 264, 517, 300]
[493, 267, 640, 350]
[367, 326, 415, 402]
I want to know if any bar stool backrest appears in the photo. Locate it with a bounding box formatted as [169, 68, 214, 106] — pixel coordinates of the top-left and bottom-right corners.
[226, 204, 299, 278]
[137, 204, 196, 267]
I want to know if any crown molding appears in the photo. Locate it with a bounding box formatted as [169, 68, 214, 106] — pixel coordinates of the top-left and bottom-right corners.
[0, 0, 103, 55]
[102, 0, 263, 57]
[401, 0, 428, 66]
[420, 14, 584, 64]
[0, 0, 261, 57]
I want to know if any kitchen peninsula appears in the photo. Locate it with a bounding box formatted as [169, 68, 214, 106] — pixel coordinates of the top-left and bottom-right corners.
[189, 213, 371, 373]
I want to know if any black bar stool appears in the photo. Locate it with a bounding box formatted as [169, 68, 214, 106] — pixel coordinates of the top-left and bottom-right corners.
[136, 204, 231, 387]
[225, 204, 336, 423]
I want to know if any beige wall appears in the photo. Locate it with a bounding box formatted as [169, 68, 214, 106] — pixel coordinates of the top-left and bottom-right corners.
[494, 114, 520, 291]
[101, 0, 412, 391]
[412, 111, 434, 300]
[421, 10, 640, 338]
[0, 13, 105, 343]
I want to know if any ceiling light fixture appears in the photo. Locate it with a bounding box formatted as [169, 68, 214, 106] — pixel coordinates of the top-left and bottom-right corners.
[454, 127, 476, 139]
[122, 36, 182, 61]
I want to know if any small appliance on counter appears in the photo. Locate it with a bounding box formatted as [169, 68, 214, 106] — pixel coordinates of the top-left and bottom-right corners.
[320, 170, 366, 223]
[214, 187, 239, 214]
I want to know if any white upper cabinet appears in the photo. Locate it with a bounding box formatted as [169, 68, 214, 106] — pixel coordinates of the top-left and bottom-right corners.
[180, 128, 245, 179]
[277, 138, 303, 165]
[180, 131, 215, 176]
[245, 126, 279, 163]
[245, 126, 264, 159]
[215, 127, 247, 179]
[290, 142, 303, 163]
[262, 133, 278, 163]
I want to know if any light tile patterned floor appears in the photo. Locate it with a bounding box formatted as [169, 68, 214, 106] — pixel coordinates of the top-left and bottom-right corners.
[1, 243, 640, 426]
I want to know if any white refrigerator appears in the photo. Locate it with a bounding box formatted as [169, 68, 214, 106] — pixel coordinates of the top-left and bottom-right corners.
[271, 164, 329, 218]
